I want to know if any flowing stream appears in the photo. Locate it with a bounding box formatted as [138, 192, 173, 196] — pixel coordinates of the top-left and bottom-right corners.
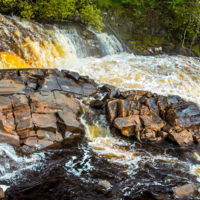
[0, 14, 200, 199]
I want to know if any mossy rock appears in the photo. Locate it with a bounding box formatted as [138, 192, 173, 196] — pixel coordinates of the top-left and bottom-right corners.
[152, 36, 165, 45]
[192, 44, 200, 56]
[132, 35, 143, 41]
[143, 35, 153, 46]
[121, 33, 134, 40]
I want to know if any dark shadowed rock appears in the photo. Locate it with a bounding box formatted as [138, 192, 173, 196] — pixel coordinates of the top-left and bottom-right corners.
[157, 96, 168, 110]
[38, 76, 61, 92]
[90, 100, 104, 109]
[57, 77, 83, 95]
[102, 90, 120, 101]
[120, 90, 146, 98]
[166, 102, 200, 127]
[140, 128, 157, 142]
[57, 111, 84, 133]
[126, 94, 140, 101]
[172, 183, 197, 198]
[100, 84, 117, 92]
[118, 100, 130, 117]
[145, 98, 159, 114]
[106, 99, 119, 125]
[168, 129, 194, 147]
[66, 71, 79, 81]
[157, 131, 168, 139]
[140, 111, 166, 131]
[146, 91, 152, 98]
[20, 69, 45, 90]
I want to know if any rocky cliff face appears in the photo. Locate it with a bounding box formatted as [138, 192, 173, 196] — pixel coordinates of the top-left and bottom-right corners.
[1, 68, 200, 155]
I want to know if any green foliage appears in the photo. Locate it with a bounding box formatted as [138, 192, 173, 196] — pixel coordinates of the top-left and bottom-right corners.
[97, 0, 200, 46]
[0, 0, 104, 31]
[0, 0, 200, 45]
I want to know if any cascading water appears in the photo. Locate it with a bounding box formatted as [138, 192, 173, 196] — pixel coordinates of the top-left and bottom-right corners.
[0, 14, 200, 199]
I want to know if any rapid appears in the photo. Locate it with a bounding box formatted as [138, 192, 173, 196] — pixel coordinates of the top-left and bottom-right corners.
[0, 14, 200, 199]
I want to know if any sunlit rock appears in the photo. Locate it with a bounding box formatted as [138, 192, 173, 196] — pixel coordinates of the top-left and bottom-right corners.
[168, 129, 194, 147]
[172, 183, 197, 198]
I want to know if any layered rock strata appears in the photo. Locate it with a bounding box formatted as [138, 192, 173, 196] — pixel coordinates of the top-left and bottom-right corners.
[0, 68, 200, 152]
[0, 69, 98, 153]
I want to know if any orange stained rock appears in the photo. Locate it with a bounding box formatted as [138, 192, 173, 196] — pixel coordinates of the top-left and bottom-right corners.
[195, 168, 200, 174]
[0, 52, 31, 69]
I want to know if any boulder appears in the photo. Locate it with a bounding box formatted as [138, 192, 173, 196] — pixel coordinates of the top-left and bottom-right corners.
[66, 71, 79, 81]
[0, 131, 20, 146]
[98, 180, 111, 189]
[168, 129, 194, 147]
[32, 113, 57, 132]
[94, 180, 112, 194]
[172, 183, 197, 198]
[140, 112, 165, 131]
[57, 111, 84, 133]
[114, 115, 141, 136]
[106, 99, 119, 125]
[0, 187, 5, 199]
[166, 102, 200, 127]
